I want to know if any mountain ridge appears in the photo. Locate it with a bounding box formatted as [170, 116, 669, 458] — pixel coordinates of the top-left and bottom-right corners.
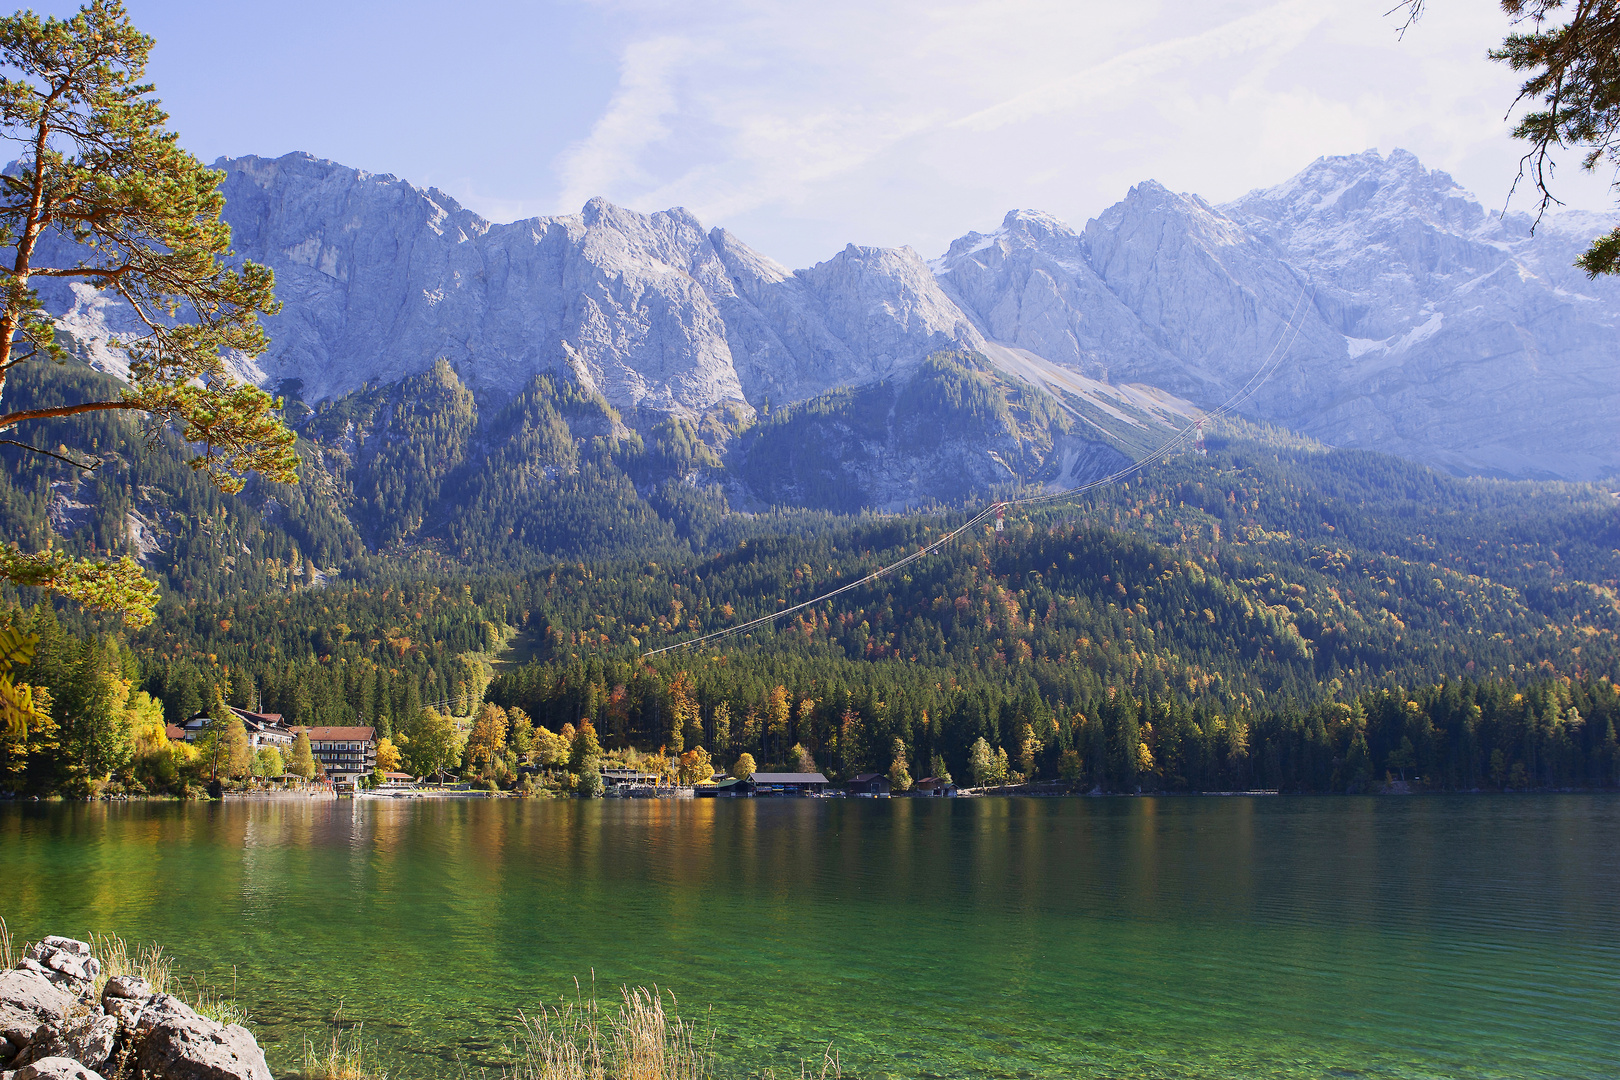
[29, 147, 1620, 483]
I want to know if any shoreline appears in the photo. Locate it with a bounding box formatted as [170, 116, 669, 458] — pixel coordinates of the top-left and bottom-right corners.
[2, 786, 1614, 806]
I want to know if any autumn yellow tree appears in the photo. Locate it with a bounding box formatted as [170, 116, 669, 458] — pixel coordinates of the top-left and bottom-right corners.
[1018, 723, 1042, 781]
[887, 738, 912, 792]
[465, 702, 508, 781]
[710, 700, 731, 755]
[251, 745, 283, 779]
[507, 707, 533, 764]
[765, 685, 790, 761]
[0, 679, 52, 790]
[666, 671, 697, 755]
[219, 714, 250, 779]
[287, 732, 315, 779]
[375, 736, 403, 774]
[678, 745, 713, 786]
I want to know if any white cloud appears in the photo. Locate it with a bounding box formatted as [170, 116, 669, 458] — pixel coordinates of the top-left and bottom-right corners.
[541, 0, 1620, 266]
[557, 35, 708, 210]
[951, 0, 1330, 132]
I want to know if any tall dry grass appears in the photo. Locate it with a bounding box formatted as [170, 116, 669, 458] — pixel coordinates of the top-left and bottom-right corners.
[90, 931, 173, 999]
[751, 1046, 841, 1080]
[302, 1004, 388, 1080]
[184, 969, 249, 1027]
[0, 915, 14, 969]
[89, 933, 245, 1026]
[505, 983, 713, 1080]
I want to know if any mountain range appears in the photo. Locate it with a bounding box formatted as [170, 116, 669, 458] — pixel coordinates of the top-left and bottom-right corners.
[21, 146, 1619, 563]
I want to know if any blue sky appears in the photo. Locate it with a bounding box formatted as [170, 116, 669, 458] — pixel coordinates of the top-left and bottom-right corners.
[47, 0, 1619, 267]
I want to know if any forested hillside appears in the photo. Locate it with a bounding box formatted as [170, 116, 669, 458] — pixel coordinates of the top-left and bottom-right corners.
[2, 368, 1613, 794]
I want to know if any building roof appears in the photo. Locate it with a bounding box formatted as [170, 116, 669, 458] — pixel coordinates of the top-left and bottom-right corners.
[750, 772, 830, 784]
[165, 724, 187, 742]
[849, 773, 888, 784]
[183, 711, 293, 737]
[300, 726, 376, 742]
[382, 771, 414, 780]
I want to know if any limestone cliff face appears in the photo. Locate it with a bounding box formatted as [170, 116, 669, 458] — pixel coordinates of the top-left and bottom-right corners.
[208, 154, 989, 423]
[218, 155, 749, 413]
[932, 209, 1173, 383]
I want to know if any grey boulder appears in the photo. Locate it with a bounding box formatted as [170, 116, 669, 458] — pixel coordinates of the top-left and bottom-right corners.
[100, 977, 150, 1003]
[57, 1013, 115, 1073]
[0, 971, 72, 1045]
[133, 996, 270, 1080]
[21, 942, 98, 995]
[101, 998, 141, 1031]
[7, 1025, 65, 1069]
[13, 1057, 105, 1080]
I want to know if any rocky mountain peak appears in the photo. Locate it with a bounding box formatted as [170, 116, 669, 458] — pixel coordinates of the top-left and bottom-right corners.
[998, 208, 1078, 245]
[1224, 148, 1488, 248]
[1088, 179, 1252, 252]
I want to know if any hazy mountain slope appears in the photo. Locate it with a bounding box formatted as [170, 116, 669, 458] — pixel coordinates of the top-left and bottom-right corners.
[933, 151, 1620, 480]
[736, 351, 1131, 512]
[1222, 149, 1620, 479]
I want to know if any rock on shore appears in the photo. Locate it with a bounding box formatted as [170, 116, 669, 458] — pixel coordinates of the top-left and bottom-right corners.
[0, 937, 270, 1080]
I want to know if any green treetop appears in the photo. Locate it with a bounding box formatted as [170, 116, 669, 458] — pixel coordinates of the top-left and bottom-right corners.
[569, 720, 602, 773]
[0, 1, 297, 626]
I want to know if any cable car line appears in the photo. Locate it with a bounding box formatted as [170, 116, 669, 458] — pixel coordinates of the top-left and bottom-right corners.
[641, 286, 1312, 658]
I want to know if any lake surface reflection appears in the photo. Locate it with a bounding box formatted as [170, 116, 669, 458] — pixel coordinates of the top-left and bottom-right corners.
[2, 795, 1617, 1079]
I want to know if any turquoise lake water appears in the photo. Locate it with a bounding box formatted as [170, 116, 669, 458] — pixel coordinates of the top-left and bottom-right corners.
[1, 795, 1616, 1079]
